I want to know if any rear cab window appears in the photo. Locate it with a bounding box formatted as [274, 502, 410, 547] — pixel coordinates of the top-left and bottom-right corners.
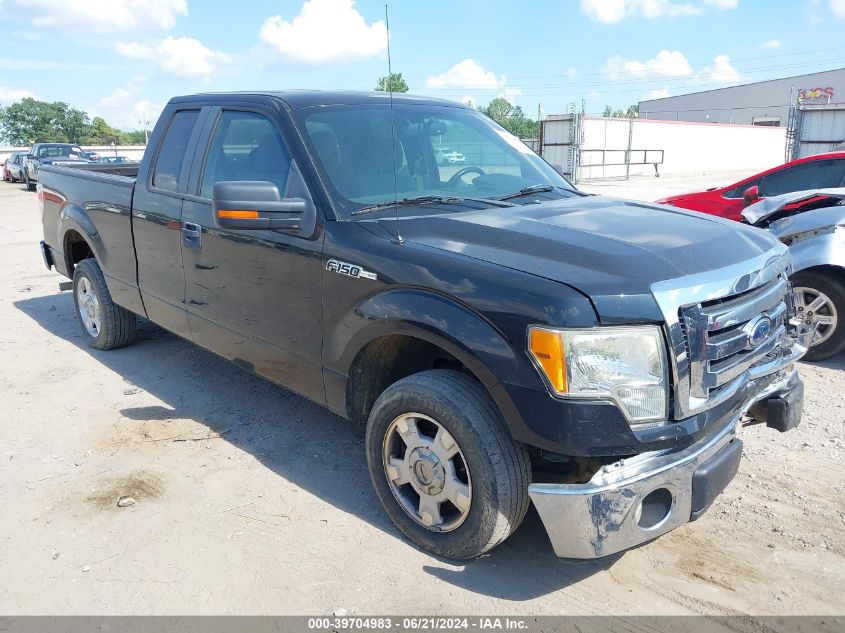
[152, 110, 201, 192]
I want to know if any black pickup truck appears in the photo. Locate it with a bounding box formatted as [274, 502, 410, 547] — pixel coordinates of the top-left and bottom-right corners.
[39, 91, 807, 560]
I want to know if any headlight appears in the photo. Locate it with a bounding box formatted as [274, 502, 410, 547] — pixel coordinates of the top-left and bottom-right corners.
[528, 326, 669, 423]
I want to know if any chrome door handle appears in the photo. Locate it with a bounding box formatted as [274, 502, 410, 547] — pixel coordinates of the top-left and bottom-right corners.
[182, 222, 202, 247]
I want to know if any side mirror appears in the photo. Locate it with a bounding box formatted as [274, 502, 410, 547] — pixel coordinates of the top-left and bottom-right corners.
[212, 181, 316, 236]
[743, 185, 760, 207]
[26, 154, 35, 160]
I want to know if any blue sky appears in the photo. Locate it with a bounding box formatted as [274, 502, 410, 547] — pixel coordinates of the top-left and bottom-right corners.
[1, 0, 844, 132]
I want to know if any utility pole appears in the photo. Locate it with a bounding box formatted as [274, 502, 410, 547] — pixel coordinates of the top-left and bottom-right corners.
[138, 112, 150, 145]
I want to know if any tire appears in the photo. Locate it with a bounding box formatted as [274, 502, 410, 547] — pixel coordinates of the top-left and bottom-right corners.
[72, 258, 136, 350]
[25, 172, 35, 191]
[365, 369, 531, 559]
[792, 271, 845, 361]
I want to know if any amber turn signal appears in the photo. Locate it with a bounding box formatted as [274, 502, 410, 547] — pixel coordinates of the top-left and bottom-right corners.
[528, 328, 567, 393]
[218, 209, 259, 219]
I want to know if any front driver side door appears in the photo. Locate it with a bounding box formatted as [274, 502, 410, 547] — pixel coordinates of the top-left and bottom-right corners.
[180, 107, 326, 405]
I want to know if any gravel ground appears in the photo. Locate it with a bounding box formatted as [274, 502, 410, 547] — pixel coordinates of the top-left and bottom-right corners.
[0, 176, 843, 618]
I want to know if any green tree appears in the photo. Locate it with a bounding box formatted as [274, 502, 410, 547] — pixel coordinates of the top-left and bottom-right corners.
[375, 72, 409, 93]
[602, 104, 639, 119]
[0, 98, 90, 144]
[85, 116, 125, 145]
[478, 98, 539, 139]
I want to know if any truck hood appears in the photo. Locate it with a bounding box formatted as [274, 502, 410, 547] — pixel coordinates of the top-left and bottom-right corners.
[379, 195, 780, 319]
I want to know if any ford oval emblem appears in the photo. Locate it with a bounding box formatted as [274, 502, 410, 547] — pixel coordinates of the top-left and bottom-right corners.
[747, 316, 772, 348]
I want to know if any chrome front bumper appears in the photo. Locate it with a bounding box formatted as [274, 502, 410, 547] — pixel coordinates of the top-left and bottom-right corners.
[528, 364, 802, 559]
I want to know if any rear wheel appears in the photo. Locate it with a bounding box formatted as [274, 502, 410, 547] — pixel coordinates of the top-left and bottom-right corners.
[792, 271, 845, 361]
[72, 258, 136, 350]
[365, 369, 531, 559]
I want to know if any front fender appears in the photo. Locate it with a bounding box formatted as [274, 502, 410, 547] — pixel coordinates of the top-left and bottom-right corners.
[788, 228, 845, 273]
[327, 288, 537, 392]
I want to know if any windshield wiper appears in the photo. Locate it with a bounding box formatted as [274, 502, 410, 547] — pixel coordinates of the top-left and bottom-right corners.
[495, 184, 557, 201]
[351, 195, 514, 217]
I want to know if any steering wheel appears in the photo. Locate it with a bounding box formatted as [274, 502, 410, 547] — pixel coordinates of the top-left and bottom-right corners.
[446, 166, 486, 188]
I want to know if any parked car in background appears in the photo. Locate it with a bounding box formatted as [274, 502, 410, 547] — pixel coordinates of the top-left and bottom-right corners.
[82, 150, 101, 162]
[656, 152, 845, 221]
[23, 143, 91, 191]
[744, 189, 845, 361]
[3, 152, 26, 182]
[434, 146, 466, 165]
[97, 156, 133, 164]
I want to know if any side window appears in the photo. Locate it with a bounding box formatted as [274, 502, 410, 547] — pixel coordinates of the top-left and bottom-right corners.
[152, 110, 200, 192]
[760, 160, 836, 197]
[724, 179, 759, 199]
[199, 111, 292, 199]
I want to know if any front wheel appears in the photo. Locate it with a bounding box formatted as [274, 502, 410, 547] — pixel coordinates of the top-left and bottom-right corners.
[365, 370, 531, 559]
[24, 172, 35, 191]
[72, 258, 137, 350]
[792, 271, 845, 361]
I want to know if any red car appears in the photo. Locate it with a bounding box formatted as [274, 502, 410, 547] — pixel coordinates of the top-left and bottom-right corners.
[656, 152, 845, 221]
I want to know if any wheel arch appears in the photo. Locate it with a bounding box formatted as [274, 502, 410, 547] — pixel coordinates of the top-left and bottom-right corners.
[330, 288, 536, 427]
[59, 204, 103, 274]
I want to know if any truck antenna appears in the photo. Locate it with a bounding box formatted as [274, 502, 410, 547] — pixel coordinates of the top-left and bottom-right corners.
[385, 4, 404, 244]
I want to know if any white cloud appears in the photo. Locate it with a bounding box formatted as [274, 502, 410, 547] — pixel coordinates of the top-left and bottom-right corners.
[0, 86, 36, 104]
[12, 0, 186, 33]
[648, 86, 671, 99]
[99, 88, 133, 108]
[604, 50, 693, 79]
[761, 39, 781, 49]
[259, 0, 386, 63]
[117, 36, 229, 80]
[426, 59, 506, 89]
[581, 0, 699, 23]
[503, 87, 523, 98]
[830, 0, 845, 18]
[580, 0, 740, 22]
[702, 54, 740, 83]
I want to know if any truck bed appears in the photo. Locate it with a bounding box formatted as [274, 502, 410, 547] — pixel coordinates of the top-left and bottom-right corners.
[39, 162, 143, 315]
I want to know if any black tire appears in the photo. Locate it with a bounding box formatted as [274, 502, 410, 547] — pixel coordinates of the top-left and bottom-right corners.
[792, 270, 845, 361]
[25, 172, 35, 191]
[72, 258, 136, 350]
[365, 369, 531, 559]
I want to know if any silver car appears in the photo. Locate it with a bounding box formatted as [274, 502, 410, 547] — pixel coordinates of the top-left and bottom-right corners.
[743, 188, 845, 360]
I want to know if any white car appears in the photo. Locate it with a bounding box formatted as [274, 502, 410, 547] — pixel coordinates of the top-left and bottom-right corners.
[434, 147, 466, 165]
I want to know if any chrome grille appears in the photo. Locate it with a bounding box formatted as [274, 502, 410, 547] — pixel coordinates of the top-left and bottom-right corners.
[681, 276, 789, 401]
[650, 246, 796, 420]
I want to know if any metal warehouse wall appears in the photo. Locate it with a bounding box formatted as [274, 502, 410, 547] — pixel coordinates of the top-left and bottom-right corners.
[638, 68, 845, 125]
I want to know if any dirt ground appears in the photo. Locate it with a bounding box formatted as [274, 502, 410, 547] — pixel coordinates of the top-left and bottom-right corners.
[0, 175, 843, 617]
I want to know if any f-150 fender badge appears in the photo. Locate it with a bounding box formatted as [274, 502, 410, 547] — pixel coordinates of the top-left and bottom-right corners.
[326, 259, 378, 280]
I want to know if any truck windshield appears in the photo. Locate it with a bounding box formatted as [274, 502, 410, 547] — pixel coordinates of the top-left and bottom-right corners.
[296, 103, 575, 218]
[37, 145, 86, 159]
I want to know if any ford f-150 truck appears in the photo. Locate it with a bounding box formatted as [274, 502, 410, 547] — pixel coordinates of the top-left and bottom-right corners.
[38, 91, 807, 560]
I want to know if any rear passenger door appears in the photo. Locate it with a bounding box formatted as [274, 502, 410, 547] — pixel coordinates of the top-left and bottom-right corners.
[179, 106, 326, 405]
[133, 107, 209, 337]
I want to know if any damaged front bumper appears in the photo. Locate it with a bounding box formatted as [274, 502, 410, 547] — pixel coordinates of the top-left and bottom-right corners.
[528, 366, 803, 559]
